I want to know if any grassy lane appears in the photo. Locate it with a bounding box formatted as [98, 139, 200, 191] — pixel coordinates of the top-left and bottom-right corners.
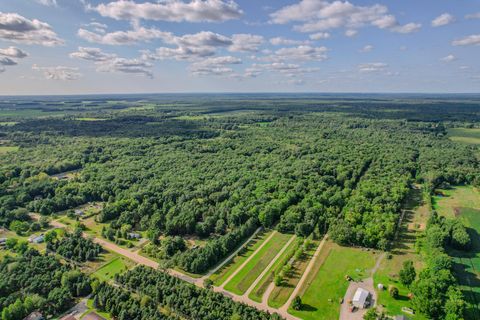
[248, 237, 302, 303]
[224, 232, 292, 295]
[289, 242, 375, 320]
[209, 230, 272, 286]
[268, 239, 319, 308]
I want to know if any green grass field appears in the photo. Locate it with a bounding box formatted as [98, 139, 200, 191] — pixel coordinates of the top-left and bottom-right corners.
[224, 232, 292, 295]
[374, 187, 428, 319]
[209, 230, 272, 286]
[248, 237, 302, 303]
[267, 240, 319, 308]
[0, 146, 19, 154]
[92, 256, 133, 282]
[289, 242, 375, 320]
[82, 299, 112, 320]
[434, 186, 480, 319]
[448, 128, 480, 145]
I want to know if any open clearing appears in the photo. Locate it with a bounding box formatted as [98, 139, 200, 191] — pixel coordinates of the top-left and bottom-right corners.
[224, 232, 292, 295]
[267, 239, 319, 308]
[248, 237, 302, 303]
[448, 127, 480, 145]
[288, 241, 376, 320]
[434, 186, 480, 319]
[209, 230, 272, 286]
[92, 256, 134, 282]
[0, 146, 19, 154]
[373, 187, 428, 319]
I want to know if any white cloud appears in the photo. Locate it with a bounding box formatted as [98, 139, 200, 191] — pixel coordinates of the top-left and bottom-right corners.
[229, 34, 264, 52]
[391, 23, 421, 34]
[0, 12, 64, 46]
[274, 45, 327, 61]
[360, 45, 373, 53]
[189, 55, 241, 76]
[0, 46, 28, 58]
[247, 62, 318, 78]
[78, 26, 171, 45]
[431, 13, 455, 27]
[0, 57, 17, 66]
[309, 32, 330, 40]
[87, 0, 243, 23]
[465, 12, 480, 20]
[440, 54, 456, 63]
[345, 29, 358, 37]
[70, 47, 154, 77]
[69, 47, 116, 61]
[452, 34, 480, 46]
[32, 64, 82, 80]
[358, 62, 388, 73]
[270, 0, 421, 35]
[270, 37, 309, 46]
[34, 0, 57, 6]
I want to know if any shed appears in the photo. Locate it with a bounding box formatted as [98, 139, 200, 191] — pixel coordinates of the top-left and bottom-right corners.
[29, 234, 45, 244]
[23, 311, 44, 320]
[352, 287, 371, 309]
[128, 232, 141, 239]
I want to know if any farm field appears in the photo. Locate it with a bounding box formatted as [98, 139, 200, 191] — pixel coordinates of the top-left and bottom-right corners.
[248, 236, 303, 303]
[267, 239, 320, 308]
[0, 146, 18, 154]
[373, 187, 428, 319]
[434, 186, 480, 319]
[209, 230, 272, 286]
[448, 128, 480, 145]
[288, 242, 376, 320]
[224, 232, 292, 295]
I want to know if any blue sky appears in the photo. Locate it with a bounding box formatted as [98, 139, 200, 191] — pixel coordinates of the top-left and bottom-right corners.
[0, 0, 479, 94]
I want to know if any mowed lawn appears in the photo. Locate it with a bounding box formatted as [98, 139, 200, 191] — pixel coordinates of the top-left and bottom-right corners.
[224, 232, 292, 295]
[268, 240, 319, 308]
[249, 237, 302, 303]
[447, 127, 480, 145]
[209, 230, 272, 286]
[92, 256, 134, 282]
[434, 186, 480, 319]
[289, 242, 375, 320]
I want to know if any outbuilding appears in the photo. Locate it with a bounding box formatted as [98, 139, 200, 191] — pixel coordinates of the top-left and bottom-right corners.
[352, 287, 371, 309]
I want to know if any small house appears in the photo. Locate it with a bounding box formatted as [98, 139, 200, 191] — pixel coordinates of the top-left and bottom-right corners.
[23, 311, 44, 320]
[352, 287, 371, 309]
[127, 232, 141, 239]
[0, 238, 6, 244]
[29, 234, 45, 244]
[74, 209, 84, 216]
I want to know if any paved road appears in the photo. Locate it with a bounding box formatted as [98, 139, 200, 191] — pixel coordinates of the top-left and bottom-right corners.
[279, 234, 328, 313]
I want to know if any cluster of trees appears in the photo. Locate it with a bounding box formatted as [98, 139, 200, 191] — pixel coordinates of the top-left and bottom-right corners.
[0, 249, 91, 319]
[142, 236, 186, 260]
[47, 228, 102, 262]
[411, 211, 468, 319]
[116, 266, 283, 320]
[92, 282, 174, 320]
[275, 238, 308, 286]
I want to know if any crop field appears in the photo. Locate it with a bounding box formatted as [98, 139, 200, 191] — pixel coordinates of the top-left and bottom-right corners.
[209, 230, 272, 286]
[289, 242, 376, 320]
[434, 186, 480, 319]
[448, 128, 480, 145]
[224, 232, 292, 295]
[248, 237, 302, 303]
[267, 240, 319, 308]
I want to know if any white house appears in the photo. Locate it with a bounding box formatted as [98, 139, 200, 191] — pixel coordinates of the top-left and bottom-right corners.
[352, 287, 371, 309]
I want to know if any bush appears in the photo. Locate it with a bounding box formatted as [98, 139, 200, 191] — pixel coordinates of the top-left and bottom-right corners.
[389, 286, 399, 299]
[292, 296, 302, 310]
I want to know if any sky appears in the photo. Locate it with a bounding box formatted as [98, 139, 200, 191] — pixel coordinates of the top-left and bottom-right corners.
[0, 0, 480, 95]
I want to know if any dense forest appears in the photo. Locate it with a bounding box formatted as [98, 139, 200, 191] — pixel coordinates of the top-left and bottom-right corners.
[0, 95, 479, 319]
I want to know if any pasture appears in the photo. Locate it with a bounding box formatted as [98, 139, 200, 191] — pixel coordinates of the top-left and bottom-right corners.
[92, 256, 134, 282]
[448, 127, 480, 145]
[288, 242, 376, 320]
